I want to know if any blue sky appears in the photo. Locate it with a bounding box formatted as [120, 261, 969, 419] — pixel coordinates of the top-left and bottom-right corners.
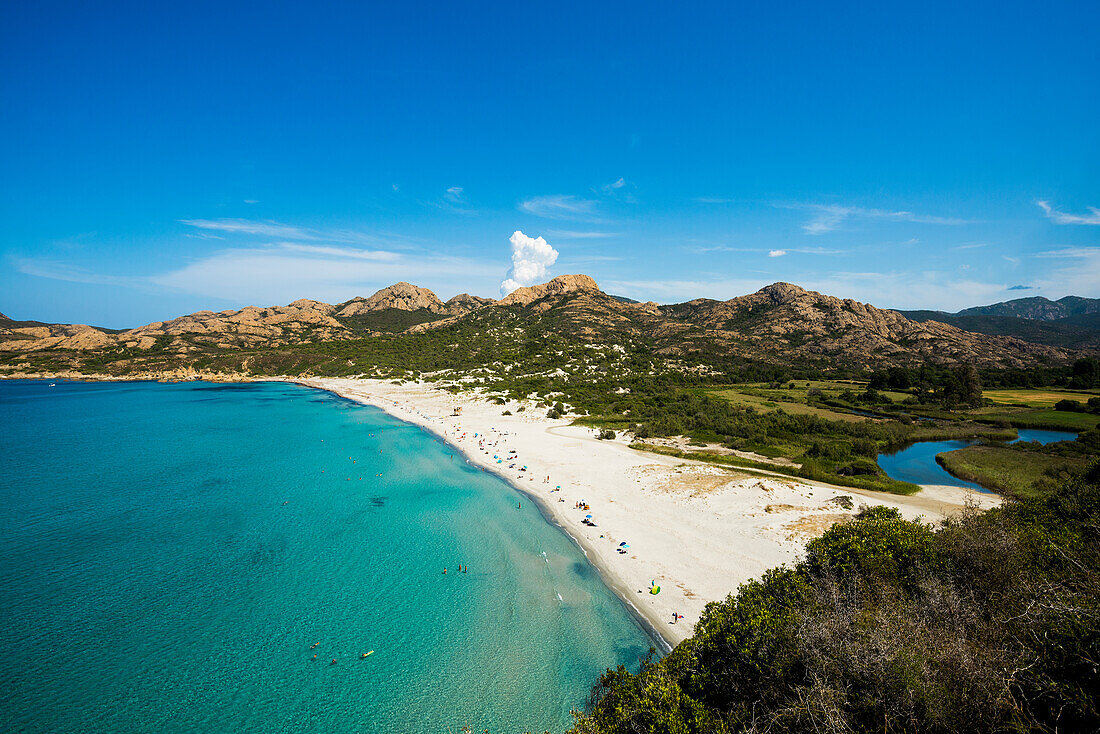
[2, 1, 1097, 328]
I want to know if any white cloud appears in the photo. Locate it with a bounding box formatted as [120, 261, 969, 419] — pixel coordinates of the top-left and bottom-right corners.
[780, 204, 970, 235]
[445, 186, 464, 203]
[243, 199, 259, 204]
[768, 250, 787, 257]
[1037, 200, 1100, 225]
[519, 195, 599, 220]
[603, 177, 625, 192]
[500, 230, 558, 295]
[179, 218, 317, 240]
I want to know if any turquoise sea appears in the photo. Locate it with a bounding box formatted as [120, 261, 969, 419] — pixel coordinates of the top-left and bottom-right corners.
[0, 380, 653, 733]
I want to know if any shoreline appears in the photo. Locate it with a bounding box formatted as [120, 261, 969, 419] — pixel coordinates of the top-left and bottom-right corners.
[298, 377, 677, 651]
[7, 374, 1004, 648]
[292, 377, 1003, 648]
[294, 377, 682, 651]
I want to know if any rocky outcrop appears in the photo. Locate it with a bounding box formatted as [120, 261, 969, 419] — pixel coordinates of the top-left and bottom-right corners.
[336, 282, 446, 316]
[498, 274, 600, 306]
[444, 293, 494, 316]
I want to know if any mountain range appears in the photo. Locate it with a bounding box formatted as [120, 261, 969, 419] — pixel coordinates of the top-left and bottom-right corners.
[898, 295, 1100, 350]
[3, 275, 1093, 376]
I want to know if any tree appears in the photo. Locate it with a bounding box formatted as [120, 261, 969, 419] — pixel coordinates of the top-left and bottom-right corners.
[942, 363, 982, 408]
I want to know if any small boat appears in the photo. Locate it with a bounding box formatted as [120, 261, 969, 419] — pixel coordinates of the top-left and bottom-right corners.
[361, 650, 374, 658]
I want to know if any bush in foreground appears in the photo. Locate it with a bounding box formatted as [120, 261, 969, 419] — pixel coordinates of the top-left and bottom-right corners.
[571, 469, 1100, 733]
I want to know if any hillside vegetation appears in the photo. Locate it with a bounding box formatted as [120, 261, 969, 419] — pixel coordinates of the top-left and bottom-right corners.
[570, 469, 1100, 733]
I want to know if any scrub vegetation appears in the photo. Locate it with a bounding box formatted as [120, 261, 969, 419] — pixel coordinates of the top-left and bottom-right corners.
[570, 469, 1100, 733]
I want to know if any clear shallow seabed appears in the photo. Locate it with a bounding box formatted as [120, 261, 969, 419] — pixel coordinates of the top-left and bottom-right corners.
[0, 380, 653, 733]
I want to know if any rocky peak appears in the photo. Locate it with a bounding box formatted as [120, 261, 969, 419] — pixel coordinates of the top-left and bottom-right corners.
[498, 274, 601, 306]
[444, 293, 494, 316]
[754, 282, 810, 305]
[288, 298, 336, 314]
[337, 282, 446, 316]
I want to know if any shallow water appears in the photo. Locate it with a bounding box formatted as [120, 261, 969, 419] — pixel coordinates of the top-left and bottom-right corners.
[876, 439, 988, 490]
[1011, 428, 1078, 444]
[0, 380, 653, 733]
[877, 428, 1078, 490]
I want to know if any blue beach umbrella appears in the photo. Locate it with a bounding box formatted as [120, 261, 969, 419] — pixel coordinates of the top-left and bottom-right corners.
[585, 514, 592, 518]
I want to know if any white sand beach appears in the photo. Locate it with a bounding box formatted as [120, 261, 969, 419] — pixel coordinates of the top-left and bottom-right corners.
[298, 377, 1002, 648]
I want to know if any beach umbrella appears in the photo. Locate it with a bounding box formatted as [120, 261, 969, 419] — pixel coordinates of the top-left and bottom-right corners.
[619, 542, 627, 546]
[585, 514, 592, 518]
[622, 544, 629, 548]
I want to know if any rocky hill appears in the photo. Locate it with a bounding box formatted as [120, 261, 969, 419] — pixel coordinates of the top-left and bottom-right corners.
[335, 282, 447, 316]
[956, 295, 1100, 321]
[657, 283, 1067, 368]
[0, 275, 1086, 374]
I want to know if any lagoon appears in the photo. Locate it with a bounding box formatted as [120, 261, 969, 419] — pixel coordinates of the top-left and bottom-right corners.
[877, 428, 1078, 490]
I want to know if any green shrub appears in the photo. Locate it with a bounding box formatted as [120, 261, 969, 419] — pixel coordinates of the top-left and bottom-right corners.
[571, 477, 1100, 733]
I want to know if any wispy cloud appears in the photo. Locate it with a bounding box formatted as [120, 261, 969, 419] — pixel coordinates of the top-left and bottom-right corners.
[179, 218, 317, 240]
[779, 204, 970, 235]
[1036, 246, 1100, 258]
[1037, 200, 1100, 225]
[1033, 247, 1100, 297]
[148, 246, 500, 305]
[16, 219, 504, 307]
[601, 177, 625, 193]
[545, 229, 618, 239]
[597, 177, 636, 202]
[277, 243, 401, 261]
[444, 186, 464, 203]
[9, 257, 148, 289]
[686, 244, 845, 256]
[519, 195, 601, 220]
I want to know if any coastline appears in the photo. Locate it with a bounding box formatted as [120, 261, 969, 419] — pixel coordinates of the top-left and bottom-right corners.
[292, 377, 1003, 648]
[4, 373, 1003, 648]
